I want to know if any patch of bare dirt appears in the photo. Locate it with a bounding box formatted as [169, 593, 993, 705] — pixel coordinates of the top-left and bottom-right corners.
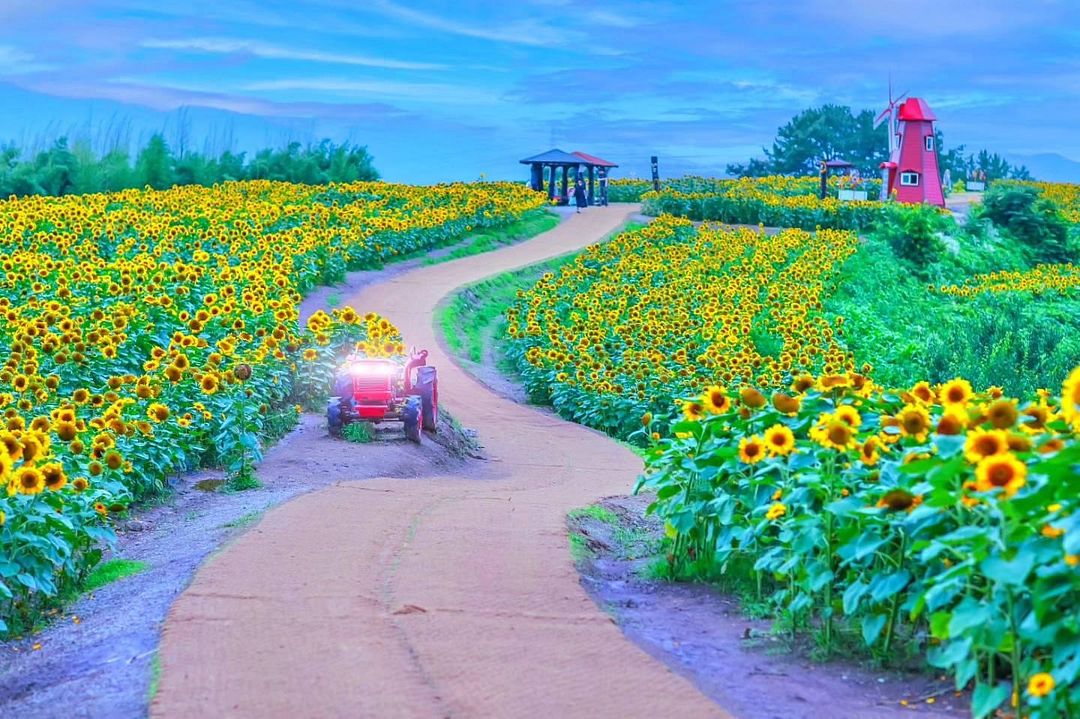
[570, 494, 971, 719]
[0, 411, 474, 719]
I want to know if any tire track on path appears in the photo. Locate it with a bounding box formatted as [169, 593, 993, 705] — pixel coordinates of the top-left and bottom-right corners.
[153, 205, 732, 718]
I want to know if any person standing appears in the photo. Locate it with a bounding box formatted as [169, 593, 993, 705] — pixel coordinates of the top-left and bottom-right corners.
[574, 173, 587, 213]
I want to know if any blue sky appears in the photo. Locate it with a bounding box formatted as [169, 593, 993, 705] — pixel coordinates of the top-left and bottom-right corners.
[1, 0, 1078, 182]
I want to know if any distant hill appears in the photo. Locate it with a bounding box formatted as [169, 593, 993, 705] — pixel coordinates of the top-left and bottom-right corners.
[1006, 153, 1080, 183]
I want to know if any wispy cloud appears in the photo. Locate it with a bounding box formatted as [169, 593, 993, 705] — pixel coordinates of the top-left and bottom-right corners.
[21, 77, 409, 121]
[0, 46, 53, 75]
[141, 37, 444, 71]
[245, 78, 499, 104]
[366, 0, 569, 47]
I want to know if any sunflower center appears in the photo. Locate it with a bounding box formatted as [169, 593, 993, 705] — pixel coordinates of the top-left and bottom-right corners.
[988, 464, 1014, 486]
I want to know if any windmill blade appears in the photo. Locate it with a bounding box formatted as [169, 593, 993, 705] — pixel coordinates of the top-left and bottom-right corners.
[895, 91, 910, 106]
[873, 107, 891, 129]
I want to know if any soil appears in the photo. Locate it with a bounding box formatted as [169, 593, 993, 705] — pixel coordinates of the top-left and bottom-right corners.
[151, 205, 734, 718]
[570, 495, 971, 719]
[0, 413, 471, 719]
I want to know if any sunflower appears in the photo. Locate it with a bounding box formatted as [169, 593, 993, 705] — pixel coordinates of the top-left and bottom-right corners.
[936, 410, 965, 436]
[15, 466, 45, 495]
[41, 463, 66, 491]
[910, 381, 936, 404]
[72, 477, 89, 492]
[702, 386, 731, 414]
[738, 435, 766, 464]
[765, 502, 787, 520]
[896, 404, 931, 441]
[974, 452, 1027, 498]
[940, 378, 973, 407]
[878, 489, 918, 512]
[985, 398, 1018, 429]
[1062, 366, 1080, 425]
[105, 450, 124, 471]
[763, 424, 796, 456]
[93, 502, 108, 517]
[771, 392, 800, 416]
[792, 374, 815, 393]
[200, 374, 220, 395]
[813, 417, 858, 452]
[738, 386, 766, 409]
[147, 403, 170, 422]
[302, 348, 318, 362]
[858, 437, 881, 466]
[164, 365, 183, 382]
[834, 404, 862, 428]
[55, 419, 78, 441]
[1028, 673, 1055, 698]
[964, 428, 1009, 463]
[681, 399, 705, 422]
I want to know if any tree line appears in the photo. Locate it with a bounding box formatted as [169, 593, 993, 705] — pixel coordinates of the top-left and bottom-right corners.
[0, 134, 379, 198]
[726, 104, 1030, 182]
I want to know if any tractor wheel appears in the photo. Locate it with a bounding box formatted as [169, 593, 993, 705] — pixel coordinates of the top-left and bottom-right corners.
[327, 400, 343, 438]
[403, 396, 422, 444]
[418, 367, 438, 433]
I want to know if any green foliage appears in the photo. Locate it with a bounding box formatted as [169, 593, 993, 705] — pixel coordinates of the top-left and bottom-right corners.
[342, 422, 375, 444]
[873, 203, 950, 276]
[639, 385, 1080, 719]
[0, 134, 379, 198]
[84, 559, 147, 592]
[827, 233, 1080, 396]
[979, 185, 1074, 264]
[423, 209, 558, 265]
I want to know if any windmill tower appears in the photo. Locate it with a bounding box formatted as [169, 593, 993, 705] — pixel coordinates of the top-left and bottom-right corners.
[875, 86, 945, 207]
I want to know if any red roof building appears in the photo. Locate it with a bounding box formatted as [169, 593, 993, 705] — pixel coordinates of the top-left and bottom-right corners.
[885, 97, 944, 207]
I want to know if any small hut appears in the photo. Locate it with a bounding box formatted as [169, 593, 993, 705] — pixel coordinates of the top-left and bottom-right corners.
[520, 149, 618, 205]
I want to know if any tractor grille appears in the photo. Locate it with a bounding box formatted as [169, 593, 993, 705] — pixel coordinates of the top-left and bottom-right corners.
[354, 376, 390, 393]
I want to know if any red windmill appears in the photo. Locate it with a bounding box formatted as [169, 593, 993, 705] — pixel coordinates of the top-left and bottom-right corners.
[875, 90, 945, 207]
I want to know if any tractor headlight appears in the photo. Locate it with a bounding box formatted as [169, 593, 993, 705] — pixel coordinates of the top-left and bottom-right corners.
[348, 361, 394, 377]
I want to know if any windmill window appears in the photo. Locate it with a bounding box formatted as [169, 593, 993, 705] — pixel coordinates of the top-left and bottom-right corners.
[925, 136, 935, 151]
[900, 172, 920, 186]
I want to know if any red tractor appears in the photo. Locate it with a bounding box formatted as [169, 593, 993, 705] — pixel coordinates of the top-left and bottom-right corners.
[327, 349, 438, 443]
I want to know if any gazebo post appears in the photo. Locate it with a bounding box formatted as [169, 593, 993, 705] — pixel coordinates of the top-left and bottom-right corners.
[560, 166, 569, 203]
[547, 165, 556, 201]
[587, 165, 595, 205]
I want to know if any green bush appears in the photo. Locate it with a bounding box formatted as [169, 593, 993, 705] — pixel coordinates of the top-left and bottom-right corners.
[980, 186, 1073, 264]
[875, 204, 949, 276]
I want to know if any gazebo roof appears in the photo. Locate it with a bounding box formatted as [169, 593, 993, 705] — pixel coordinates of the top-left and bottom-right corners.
[572, 151, 618, 168]
[519, 149, 584, 165]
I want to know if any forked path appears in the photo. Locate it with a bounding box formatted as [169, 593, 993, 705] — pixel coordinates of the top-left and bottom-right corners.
[153, 205, 730, 718]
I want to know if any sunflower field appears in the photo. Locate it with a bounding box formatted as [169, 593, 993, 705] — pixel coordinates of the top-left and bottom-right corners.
[0, 179, 543, 634]
[506, 183, 1080, 716]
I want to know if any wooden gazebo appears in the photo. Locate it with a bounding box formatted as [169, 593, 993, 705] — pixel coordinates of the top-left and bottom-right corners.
[520, 149, 618, 205]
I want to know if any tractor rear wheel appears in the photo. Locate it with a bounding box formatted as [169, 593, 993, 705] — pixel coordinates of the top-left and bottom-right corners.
[418, 367, 438, 433]
[403, 396, 422, 444]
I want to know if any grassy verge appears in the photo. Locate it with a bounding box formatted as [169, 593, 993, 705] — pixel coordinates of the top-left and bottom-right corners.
[84, 559, 148, 593]
[436, 253, 577, 396]
[436, 221, 644, 400]
[422, 209, 559, 266]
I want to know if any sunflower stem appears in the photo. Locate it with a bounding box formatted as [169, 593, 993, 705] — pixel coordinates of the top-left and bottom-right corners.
[882, 529, 906, 657]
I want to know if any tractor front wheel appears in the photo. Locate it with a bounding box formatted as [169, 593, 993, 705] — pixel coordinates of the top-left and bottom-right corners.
[403, 396, 422, 444]
[327, 400, 344, 438]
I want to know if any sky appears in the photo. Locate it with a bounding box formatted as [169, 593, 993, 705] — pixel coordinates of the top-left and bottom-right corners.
[1, 0, 1079, 183]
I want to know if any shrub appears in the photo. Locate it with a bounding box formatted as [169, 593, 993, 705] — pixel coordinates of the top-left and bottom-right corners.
[981, 185, 1073, 264]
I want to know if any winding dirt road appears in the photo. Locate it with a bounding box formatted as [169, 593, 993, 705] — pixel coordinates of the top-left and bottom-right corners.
[152, 205, 730, 718]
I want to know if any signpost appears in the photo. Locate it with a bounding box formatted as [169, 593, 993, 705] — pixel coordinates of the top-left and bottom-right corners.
[650, 156, 660, 191]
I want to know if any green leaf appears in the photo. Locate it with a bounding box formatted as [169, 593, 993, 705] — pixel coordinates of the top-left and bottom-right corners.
[869, 569, 911, 603]
[980, 548, 1035, 587]
[971, 682, 1009, 719]
[948, 597, 992, 637]
[929, 611, 951, 639]
[842, 580, 868, 615]
[861, 612, 887, 646]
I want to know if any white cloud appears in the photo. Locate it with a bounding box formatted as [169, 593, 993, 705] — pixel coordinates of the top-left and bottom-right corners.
[141, 37, 444, 71]
[245, 78, 501, 104]
[0, 45, 53, 75]
[367, 0, 570, 47]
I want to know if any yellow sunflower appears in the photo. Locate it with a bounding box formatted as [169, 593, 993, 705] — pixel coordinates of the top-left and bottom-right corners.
[763, 424, 796, 456]
[974, 452, 1026, 498]
[738, 435, 766, 464]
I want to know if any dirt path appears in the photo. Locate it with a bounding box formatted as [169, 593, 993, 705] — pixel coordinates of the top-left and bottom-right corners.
[152, 206, 730, 718]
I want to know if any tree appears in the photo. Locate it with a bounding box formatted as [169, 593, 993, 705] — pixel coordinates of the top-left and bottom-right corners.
[135, 134, 175, 190]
